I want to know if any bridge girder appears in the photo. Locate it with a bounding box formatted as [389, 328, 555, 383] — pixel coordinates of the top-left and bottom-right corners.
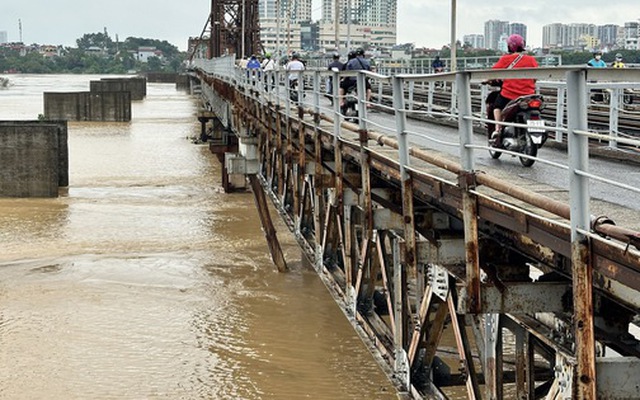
[210, 0, 261, 58]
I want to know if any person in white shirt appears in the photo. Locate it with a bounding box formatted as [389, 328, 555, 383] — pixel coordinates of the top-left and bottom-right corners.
[285, 53, 305, 86]
[285, 53, 305, 102]
[261, 53, 276, 91]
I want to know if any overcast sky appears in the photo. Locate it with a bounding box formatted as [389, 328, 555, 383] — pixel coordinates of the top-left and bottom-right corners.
[1, 1, 639, 51]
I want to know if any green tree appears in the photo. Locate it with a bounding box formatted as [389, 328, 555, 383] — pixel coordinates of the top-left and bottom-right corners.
[76, 32, 114, 52]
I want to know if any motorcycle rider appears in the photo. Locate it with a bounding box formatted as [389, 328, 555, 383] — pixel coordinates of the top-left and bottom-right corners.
[432, 55, 445, 73]
[326, 52, 344, 103]
[339, 48, 372, 108]
[587, 51, 606, 68]
[286, 52, 305, 102]
[286, 52, 305, 87]
[490, 34, 538, 145]
[612, 53, 626, 68]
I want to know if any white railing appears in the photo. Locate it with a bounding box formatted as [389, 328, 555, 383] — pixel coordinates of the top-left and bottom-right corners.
[193, 61, 640, 244]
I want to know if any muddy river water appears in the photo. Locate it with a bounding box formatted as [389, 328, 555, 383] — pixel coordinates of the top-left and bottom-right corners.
[0, 75, 400, 399]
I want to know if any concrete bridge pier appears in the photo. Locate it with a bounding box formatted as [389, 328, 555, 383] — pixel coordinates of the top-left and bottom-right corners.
[0, 120, 69, 197]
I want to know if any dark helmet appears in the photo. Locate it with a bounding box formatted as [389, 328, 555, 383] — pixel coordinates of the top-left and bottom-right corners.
[355, 47, 365, 56]
[332, 52, 340, 59]
[347, 50, 356, 60]
[594, 50, 603, 56]
[507, 34, 525, 53]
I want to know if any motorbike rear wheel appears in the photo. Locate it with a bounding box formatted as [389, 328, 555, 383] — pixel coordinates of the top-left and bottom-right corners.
[519, 133, 537, 167]
[489, 148, 502, 159]
[488, 135, 502, 159]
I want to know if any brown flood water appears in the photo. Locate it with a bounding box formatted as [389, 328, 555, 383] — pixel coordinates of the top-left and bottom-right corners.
[0, 75, 399, 399]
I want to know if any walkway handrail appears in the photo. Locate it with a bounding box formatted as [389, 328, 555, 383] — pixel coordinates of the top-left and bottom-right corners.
[194, 61, 640, 248]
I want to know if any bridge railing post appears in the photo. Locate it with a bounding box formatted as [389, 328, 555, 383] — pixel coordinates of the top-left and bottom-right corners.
[556, 86, 566, 142]
[333, 70, 341, 140]
[313, 71, 321, 115]
[566, 68, 596, 400]
[456, 71, 474, 171]
[608, 88, 619, 149]
[275, 70, 282, 107]
[356, 72, 368, 131]
[297, 70, 304, 109]
[392, 76, 409, 172]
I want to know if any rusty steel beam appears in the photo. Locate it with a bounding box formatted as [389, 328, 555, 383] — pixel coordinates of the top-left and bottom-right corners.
[199, 71, 640, 400]
[209, 0, 261, 58]
[248, 175, 288, 272]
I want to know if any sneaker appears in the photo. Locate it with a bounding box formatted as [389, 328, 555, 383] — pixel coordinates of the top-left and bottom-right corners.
[489, 131, 501, 147]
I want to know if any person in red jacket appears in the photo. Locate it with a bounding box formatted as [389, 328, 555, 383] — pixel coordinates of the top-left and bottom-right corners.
[490, 34, 538, 142]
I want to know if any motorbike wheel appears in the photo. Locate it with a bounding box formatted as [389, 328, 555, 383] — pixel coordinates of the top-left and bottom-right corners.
[519, 133, 537, 167]
[488, 135, 502, 159]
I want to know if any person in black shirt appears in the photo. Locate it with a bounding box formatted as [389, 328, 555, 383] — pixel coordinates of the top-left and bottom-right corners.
[326, 53, 344, 103]
[339, 48, 372, 108]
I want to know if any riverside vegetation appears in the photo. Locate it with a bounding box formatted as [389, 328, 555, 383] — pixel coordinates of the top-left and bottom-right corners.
[0, 32, 186, 74]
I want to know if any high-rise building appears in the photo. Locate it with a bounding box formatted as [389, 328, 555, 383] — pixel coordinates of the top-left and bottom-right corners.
[463, 34, 485, 49]
[542, 23, 564, 48]
[0, 31, 7, 44]
[542, 23, 597, 49]
[258, 0, 311, 55]
[322, 0, 396, 26]
[623, 21, 639, 49]
[509, 23, 527, 42]
[319, 0, 397, 50]
[484, 20, 509, 50]
[258, 0, 311, 21]
[598, 24, 618, 49]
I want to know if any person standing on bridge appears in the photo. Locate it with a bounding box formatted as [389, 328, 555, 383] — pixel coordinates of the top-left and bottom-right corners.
[246, 55, 262, 85]
[326, 52, 344, 105]
[489, 34, 538, 145]
[261, 53, 276, 91]
[612, 53, 626, 68]
[587, 51, 607, 68]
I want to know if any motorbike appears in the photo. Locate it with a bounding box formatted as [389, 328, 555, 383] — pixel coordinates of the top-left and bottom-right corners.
[591, 88, 634, 106]
[289, 79, 300, 103]
[484, 81, 548, 167]
[340, 84, 359, 124]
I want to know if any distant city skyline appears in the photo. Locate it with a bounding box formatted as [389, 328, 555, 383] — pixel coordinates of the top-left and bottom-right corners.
[1, 1, 639, 51]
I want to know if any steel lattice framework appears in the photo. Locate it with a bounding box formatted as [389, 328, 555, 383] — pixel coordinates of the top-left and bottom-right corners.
[209, 0, 261, 58]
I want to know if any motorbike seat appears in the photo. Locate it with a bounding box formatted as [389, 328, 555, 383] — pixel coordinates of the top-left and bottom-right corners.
[502, 94, 543, 120]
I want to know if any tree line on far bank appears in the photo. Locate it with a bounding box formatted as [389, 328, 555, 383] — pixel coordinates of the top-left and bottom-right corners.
[0, 32, 186, 74]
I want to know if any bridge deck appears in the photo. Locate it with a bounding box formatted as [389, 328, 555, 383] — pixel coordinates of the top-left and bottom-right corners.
[193, 61, 640, 400]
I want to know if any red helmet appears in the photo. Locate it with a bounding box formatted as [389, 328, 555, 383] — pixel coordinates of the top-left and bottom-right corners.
[507, 34, 525, 53]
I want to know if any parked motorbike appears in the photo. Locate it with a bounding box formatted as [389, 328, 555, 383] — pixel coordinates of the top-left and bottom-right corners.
[485, 81, 548, 167]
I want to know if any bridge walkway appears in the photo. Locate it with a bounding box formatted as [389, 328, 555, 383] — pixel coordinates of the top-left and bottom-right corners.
[192, 58, 640, 400]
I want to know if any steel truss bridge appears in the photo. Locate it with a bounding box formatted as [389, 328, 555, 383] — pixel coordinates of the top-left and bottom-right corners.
[189, 57, 640, 399]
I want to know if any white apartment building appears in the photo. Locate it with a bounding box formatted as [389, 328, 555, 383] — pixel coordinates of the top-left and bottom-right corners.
[258, 0, 397, 54]
[463, 34, 485, 49]
[258, 0, 310, 55]
[542, 21, 639, 50]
